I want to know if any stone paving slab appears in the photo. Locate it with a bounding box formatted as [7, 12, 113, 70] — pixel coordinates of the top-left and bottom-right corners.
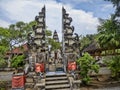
[0, 72, 13, 81]
[93, 87, 120, 90]
[46, 71, 65, 76]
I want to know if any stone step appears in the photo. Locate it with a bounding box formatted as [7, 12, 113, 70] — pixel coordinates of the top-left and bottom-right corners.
[25, 82, 34, 85]
[45, 73, 70, 89]
[52, 89, 70, 90]
[46, 76, 67, 81]
[45, 84, 70, 89]
[27, 73, 36, 78]
[26, 78, 34, 83]
[46, 74, 66, 77]
[25, 82, 34, 88]
[46, 80, 69, 85]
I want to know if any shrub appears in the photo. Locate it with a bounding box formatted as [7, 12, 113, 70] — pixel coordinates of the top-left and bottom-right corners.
[77, 53, 99, 84]
[11, 55, 25, 69]
[105, 55, 120, 80]
[0, 59, 7, 68]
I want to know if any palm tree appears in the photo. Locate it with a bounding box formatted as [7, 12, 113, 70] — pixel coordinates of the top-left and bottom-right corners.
[105, 0, 119, 7]
[97, 17, 120, 52]
[105, 0, 120, 18]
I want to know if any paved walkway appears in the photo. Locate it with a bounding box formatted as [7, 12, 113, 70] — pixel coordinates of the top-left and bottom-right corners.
[80, 86, 120, 90]
[93, 87, 120, 90]
[0, 72, 13, 81]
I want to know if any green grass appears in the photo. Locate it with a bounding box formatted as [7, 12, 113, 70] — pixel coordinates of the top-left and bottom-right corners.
[0, 88, 6, 90]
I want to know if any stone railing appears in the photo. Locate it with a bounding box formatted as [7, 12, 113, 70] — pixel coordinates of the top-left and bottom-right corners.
[0, 67, 15, 71]
[67, 74, 81, 90]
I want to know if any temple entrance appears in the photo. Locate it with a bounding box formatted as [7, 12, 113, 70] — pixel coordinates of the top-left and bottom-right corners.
[48, 50, 64, 72]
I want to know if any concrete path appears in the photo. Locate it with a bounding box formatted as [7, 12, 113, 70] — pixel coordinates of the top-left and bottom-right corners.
[93, 87, 120, 90]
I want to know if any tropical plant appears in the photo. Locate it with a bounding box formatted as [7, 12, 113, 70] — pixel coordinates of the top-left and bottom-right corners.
[46, 29, 52, 37]
[77, 53, 99, 84]
[8, 21, 35, 46]
[11, 55, 25, 69]
[0, 58, 7, 68]
[48, 38, 61, 50]
[97, 17, 120, 50]
[0, 21, 36, 67]
[0, 27, 10, 67]
[80, 34, 98, 51]
[104, 55, 120, 79]
[105, 0, 120, 18]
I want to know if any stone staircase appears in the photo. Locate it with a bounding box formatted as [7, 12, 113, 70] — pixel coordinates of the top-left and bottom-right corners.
[45, 73, 71, 90]
[25, 72, 35, 88]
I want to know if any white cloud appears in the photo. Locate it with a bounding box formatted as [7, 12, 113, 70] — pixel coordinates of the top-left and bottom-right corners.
[0, 19, 10, 28]
[61, 5, 99, 35]
[0, 0, 99, 41]
[0, 0, 40, 22]
[61, 0, 93, 4]
[69, 9, 99, 35]
[101, 4, 113, 12]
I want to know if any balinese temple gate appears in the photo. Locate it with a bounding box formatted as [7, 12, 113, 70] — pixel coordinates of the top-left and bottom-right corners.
[27, 6, 80, 73]
[11, 6, 81, 90]
[62, 7, 80, 73]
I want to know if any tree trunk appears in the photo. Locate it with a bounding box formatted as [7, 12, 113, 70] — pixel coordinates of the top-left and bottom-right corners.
[8, 44, 13, 67]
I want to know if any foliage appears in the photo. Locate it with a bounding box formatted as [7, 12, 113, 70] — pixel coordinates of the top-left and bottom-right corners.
[0, 46, 8, 56]
[105, 0, 120, 6]
[0, 27, 10, 67]
[0, 46, 8, 67]
[104, 55, 120, 79]
[11, 55, 25, 68]
[45, 29, 52, 45]
[0, 58, 7, 68]
[105, 0, 120, 18]
[46, 30, 52, 36]
[80, 36, 91, 51]
[97, 17, 120, 49]
[77, 53, 99, 84]
[45, 29, 60, 50]
[0, 21, 35, 67]
[9, 21, 35, 45]
[80, 34, 98, 51]
[0, 21, 35, 51]
[48, 38, 61, 50]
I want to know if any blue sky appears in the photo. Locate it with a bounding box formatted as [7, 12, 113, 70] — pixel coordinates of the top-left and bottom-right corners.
[0, 0, 115, 39]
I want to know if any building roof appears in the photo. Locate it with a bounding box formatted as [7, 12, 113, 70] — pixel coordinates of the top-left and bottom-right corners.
[7, 43, 29, 54]
[83, 41, 101, 52]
